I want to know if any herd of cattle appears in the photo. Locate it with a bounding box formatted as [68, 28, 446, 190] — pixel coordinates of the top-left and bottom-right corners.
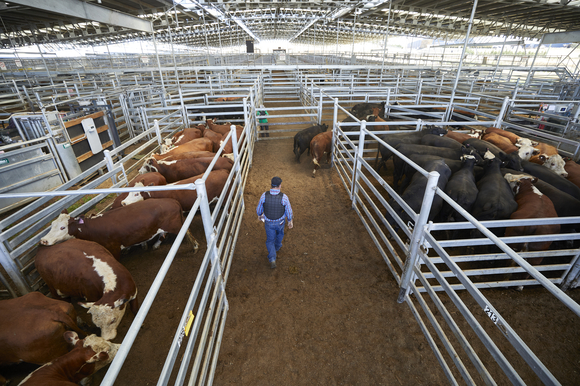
[0, 119, 242, 385]
[293, 101, 580, 284]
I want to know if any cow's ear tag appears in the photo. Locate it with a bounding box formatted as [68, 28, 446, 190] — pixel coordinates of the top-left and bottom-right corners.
[78, 218, 84, 224]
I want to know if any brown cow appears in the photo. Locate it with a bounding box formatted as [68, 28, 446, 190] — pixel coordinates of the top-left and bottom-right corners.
[158, 137, 213, 157]
[19, 332, 119, 386]
[484, 127, 520, 144]
[528, 142, 567, 176]
[504, 174, 560, 288]
[482, 133, 519, 154]
[201, 127, 223, 152]
[111, 172, 167, 209]
[0, 292, 85, 378]
[36, 239, 139, 340]
[444, 129, 477, 143]
[153, 150, 216, 162]
[206, 119, 243, 136]
[565, 159, 580, 189]
[215, 97, 242, 102]
[310, 131, 333, 178]
[40, 198, 198, 259]
[165, 126, 203, 149]
[122, 170, 230, 210]
[139, 156, 233, 183]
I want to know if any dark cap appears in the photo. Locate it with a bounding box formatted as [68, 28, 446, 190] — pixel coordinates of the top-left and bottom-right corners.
[271, 176, 282, 187]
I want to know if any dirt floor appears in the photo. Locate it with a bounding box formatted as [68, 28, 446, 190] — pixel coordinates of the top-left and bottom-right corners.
[3, 89, 580, 386]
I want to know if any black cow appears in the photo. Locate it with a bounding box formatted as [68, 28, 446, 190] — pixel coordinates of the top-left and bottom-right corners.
[293, 123, 329, 163]
[521, 160, 580, 200]
[386, 159, 452, 230]
[472, 158, 518, 222]
[375, 126, 448, 173]
[439, 155, 479, 223]
[350, 102, 386, 120]
[420, 134, 464, 151]
[463, 138, 524, 171]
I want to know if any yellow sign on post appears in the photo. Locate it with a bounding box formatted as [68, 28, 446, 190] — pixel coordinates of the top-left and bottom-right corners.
[185, 310, 195, 336]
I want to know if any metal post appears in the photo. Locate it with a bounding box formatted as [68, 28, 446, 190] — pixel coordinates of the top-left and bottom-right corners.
[445, 0, 479, 122]
[524, 35, 545, 87]
[350, 121, 366, 203]
[397, 171, 440, 303]
[151, 31, 166, 94]
[165, 11, 180, 88]
[0, 243, 31, 295]
[103, 149, 117, 185]
[492, 24, 512, 81]
[336, 20, 340, 57]
[495, 96, 510, 127]
[317, 92, 323, 124]
[153, 119, 163, 147]
[331, 98, 338, 166]
[381, 0, 393, 72]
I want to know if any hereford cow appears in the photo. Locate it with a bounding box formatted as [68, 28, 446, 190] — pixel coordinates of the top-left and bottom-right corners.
[206, 119, 243, 136]
[444, 129, 480, 143]
[121, 170, 229, 211]
[482, 132, 539, 161]
[0, 292, 86, 382]
[310, 131, 333, 177]
[40, 198, 198, 259]
[111, 172, 167, 209]
[18, 332, 119, 386]
[164, 126, 203, 149]
[36, 239, 139, 340]
[521, 160, 580, 199]
[293, 123, 329, 163]
[504, 174, 560, 288]
[504, 174, 560, 252]
[531, 153, 567, 177]
[153, 151, 216, 162]
[158, 137, 213, 157]
[201, 127, 223, 152]
[139, 156, 233, 183]
[484, 127, 521, 144]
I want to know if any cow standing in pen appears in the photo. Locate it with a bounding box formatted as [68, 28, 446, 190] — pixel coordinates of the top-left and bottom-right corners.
[40, 198, 199, 259]
[36, 239, 139, 340]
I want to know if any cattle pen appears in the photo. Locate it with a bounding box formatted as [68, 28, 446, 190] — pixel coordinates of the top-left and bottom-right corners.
[0, 1, 580, 385]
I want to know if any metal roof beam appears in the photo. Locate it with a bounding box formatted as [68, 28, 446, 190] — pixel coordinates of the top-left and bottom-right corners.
[6, 0, 153, 33]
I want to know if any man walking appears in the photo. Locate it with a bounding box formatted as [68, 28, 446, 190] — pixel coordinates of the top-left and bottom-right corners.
[256, 176, 293, 269]
[257, 104, 269, 137]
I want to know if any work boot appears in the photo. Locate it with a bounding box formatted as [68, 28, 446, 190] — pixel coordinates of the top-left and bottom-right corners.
[270, 260, 276, 269]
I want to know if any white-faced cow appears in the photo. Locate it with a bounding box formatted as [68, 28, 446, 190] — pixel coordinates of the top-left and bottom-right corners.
[139, 156, 233, 183]
[0, 292, 86, 384]
[40, 198, 198, 259]
[36, 239, 139, 340]
[122, 170, 230, 211]
[164, 126, 203, 149]
[18, 332, 119, 386]
[111, 172, 167, 209]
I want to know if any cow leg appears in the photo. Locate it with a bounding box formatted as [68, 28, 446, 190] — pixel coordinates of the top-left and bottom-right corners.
[186, 230, 200, 254]
[153, 234, 166, 249]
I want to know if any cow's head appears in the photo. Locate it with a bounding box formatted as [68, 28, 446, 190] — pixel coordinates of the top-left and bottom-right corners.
[63, 332, 120, 376]
[500, 152, 524, 171]
[504, 173, 538, 196]
[516, 137, 539, 147]
[79, 302, 128, 341]
[516, 144, 540, 161]
[40, 212, 74, 246]
[428, 125, 447, 136]
[321, 124, 329, 131]
[138, 159, 157, 175]
[121, 182, 148, 206]
[540, 154, 567, 177]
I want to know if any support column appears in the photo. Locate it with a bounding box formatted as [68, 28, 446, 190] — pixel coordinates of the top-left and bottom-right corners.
[445, 0, 479, 122]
